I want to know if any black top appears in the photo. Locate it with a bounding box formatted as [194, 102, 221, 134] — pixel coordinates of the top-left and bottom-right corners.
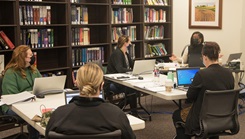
[106, 47, 134, 74]
[185, 64, 234, 135]
[104, 47, 134, 92]
[45, 97, 136, 139]
[187, 44, 204, 67]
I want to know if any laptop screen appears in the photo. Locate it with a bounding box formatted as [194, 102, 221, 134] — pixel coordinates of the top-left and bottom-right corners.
[33, 75, 66, 97]
[64, 90, 104, 105]
[132, 59, 156, 75]
[226, 53, 242, 63]
[176, 68, 200, 87]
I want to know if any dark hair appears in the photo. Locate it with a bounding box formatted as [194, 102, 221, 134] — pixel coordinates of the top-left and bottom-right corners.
[190, 31, 204, 45]
[202, 41, 220, 61]
[117, 35, 129, 48]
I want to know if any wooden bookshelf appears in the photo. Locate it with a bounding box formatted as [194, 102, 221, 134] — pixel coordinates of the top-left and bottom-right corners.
[0, 0, 172, 88]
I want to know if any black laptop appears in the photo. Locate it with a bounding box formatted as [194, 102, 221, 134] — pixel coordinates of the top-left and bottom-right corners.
[64, 90, 104, 104]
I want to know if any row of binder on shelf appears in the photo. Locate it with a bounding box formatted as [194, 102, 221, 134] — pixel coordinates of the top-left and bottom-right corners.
[72, 47, 104, 67]
[144, 43, 168, 58]
[19, 5, 51, 25]
[20, 29, 54, 49]
[145, 0, 168, 5]
[145, 8, 166, 23]
[111, 26, 136, 43]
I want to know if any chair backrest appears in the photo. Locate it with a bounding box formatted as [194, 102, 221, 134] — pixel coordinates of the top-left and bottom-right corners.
[198, 88, 241, 138]
[181, 45, 189, 57]
[48, 129, 122, 139]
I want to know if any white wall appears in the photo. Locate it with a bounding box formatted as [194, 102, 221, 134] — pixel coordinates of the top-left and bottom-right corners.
[172, 0, 243, 65]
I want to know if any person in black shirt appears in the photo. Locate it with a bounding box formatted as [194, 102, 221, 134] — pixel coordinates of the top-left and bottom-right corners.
[169, 31, 204, 67]
[46, 63, 135, 139]
[172, 42, 234, 139]
[104, 35, 138, 116]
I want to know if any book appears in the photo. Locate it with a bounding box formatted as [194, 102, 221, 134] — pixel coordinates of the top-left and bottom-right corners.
[0, 31, 15, 49]
[1, 91, 35, 106]
[0, 55, 4, 75]
[0, 36, 9, 50]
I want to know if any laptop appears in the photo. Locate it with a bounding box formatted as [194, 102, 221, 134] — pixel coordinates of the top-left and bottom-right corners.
[226, 52, 242, 64]
[64, 90, 104, 104]
[176, 67, 200, 90]
[131, 59, 156, 76]
[32, 75, 66, 97]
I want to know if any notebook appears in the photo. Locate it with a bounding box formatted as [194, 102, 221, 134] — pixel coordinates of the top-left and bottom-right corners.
[176, 67, 200, 89]
[226, 53, 242, 64]
[32, 75, 66, 97]
[131, 59, 156, 76]
[64, 90, 104, 105]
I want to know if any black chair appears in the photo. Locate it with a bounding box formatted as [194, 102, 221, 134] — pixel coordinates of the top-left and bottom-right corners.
[195, 89, 240, 139]
[181, 45, 189, 57]
[175, 88, 240, 139]
[48, 129, 121, 139]
[0, 76, 28, 138]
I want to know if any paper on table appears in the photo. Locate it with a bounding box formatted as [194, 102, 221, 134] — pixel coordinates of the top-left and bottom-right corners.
[1, 91, 35, 105]
[134, 82, 166, 92]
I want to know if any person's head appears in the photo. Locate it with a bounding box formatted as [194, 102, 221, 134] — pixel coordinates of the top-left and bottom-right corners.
[201, 41, 220, 67]
[76, 63, 104, 97]
[117, 35, 131, 52]
[190, 31, 204, 46]
[4, 45, 36, 78]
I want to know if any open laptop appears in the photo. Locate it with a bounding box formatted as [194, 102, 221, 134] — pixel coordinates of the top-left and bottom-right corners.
[32, 75, 66, 98]
[226, 52, 242, 64]
[64, 90, 104, 104]
[130, 59, 156, 76]
[176, 67, 200, 90]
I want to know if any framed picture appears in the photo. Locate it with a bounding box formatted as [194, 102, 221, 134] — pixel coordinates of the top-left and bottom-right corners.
[189, 0, 222, 29]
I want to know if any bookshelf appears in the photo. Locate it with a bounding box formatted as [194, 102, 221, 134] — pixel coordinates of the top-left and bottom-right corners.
[0, 0, 172, 88]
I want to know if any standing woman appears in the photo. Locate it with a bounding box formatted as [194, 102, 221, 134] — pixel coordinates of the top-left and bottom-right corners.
[2, 45, 42, 139]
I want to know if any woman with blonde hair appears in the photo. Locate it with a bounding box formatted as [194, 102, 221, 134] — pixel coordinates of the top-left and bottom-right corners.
[46, 63, 135, 139]
[2, 45, 42, 139]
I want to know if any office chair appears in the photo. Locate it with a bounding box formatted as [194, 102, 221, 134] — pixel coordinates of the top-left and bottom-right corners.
[0, 76, 28, 138]
[174, 88, 241, 139]
[181, 45, 189, 57]
[48, 129, 121, 139]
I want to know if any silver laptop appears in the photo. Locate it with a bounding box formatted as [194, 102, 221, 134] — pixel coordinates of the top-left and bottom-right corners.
[32, 75, 66, 97]
[226, 53, 242, 64]
[131, 59, 156, 76]
[64, 90, 104, 104]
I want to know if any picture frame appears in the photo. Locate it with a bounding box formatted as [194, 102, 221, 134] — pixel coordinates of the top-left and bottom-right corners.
[189, 0, 222, 29]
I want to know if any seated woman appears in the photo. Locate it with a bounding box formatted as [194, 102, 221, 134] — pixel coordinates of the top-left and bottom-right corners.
[45, 63, 135, 139]
[169, 31, 205, 67]
[104, 35, 138, 116]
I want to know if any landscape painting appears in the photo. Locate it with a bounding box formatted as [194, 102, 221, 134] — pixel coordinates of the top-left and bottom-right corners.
[189, 0, 222, 29]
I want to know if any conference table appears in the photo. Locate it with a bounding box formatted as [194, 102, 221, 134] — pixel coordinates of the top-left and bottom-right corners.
[104, 73, 187, 109]
[10, 93, 145, 136]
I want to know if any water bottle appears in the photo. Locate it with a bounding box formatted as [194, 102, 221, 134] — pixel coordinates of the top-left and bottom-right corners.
[167, 71, 174, 82]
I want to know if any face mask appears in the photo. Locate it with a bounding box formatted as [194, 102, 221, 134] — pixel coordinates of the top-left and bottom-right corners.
[30, 56, 36, 65]
[192, 38, 199, 46]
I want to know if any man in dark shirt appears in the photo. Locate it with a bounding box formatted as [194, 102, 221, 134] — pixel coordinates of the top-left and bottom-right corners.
[172, 42, 234, 139]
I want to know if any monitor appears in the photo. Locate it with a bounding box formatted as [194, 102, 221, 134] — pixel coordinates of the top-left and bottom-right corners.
[176, 67, 200, 87]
